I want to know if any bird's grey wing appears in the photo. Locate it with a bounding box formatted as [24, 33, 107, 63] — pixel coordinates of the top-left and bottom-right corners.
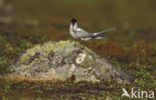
[75, 28, 92, 38]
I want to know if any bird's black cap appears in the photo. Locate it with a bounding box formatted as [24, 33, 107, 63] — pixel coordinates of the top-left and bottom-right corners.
[71, 18, 77, 24]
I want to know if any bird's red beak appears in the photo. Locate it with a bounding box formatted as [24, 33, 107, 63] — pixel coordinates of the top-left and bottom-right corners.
[72, 23, 74, 28]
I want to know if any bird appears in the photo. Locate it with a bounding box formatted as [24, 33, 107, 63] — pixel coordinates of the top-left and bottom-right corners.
[69, 18, 116, 41]
[122, 88, 130, 97]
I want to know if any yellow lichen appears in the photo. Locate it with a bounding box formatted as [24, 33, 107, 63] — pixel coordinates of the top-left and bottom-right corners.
[19, 40, 74, 64]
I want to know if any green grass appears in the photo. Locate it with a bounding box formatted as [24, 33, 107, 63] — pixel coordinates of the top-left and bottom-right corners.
[0, 0, 156, 99]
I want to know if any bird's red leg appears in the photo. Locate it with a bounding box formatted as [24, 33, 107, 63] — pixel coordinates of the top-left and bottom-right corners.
[78, 40, 84, 44]
[81, 40, 84, 44]
[80, 40, 84, 44]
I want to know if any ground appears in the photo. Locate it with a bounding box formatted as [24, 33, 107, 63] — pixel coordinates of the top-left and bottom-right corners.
[0, 0, 156, 99]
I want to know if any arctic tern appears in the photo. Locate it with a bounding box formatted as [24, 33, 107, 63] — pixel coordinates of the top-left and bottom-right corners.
[69, 18, 116, 41]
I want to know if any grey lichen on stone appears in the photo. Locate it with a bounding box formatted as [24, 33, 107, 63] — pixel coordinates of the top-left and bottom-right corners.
[9, 40, 134, 84]
[19, 41, 74, 64]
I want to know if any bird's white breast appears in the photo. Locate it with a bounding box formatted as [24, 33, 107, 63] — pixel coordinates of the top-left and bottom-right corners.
[69, 29, 79, 39]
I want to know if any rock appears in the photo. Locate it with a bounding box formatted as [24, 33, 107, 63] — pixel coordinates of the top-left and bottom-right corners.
[0, 0, 14, 24]
[8, 40, 134, 83]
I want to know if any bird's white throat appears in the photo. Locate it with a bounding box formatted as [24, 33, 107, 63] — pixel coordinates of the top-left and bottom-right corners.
[70, 22, 78, 30]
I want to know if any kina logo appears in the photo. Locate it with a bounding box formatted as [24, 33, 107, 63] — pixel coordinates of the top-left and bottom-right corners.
[121, 88, 154, 99]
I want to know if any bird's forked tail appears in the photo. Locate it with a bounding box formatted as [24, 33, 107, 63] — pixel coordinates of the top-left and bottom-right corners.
[91, 27, 116, 40]
[93, 27, 116, 35]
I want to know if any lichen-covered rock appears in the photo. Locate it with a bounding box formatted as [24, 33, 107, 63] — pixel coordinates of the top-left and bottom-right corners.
[9, 40, 134, 83]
